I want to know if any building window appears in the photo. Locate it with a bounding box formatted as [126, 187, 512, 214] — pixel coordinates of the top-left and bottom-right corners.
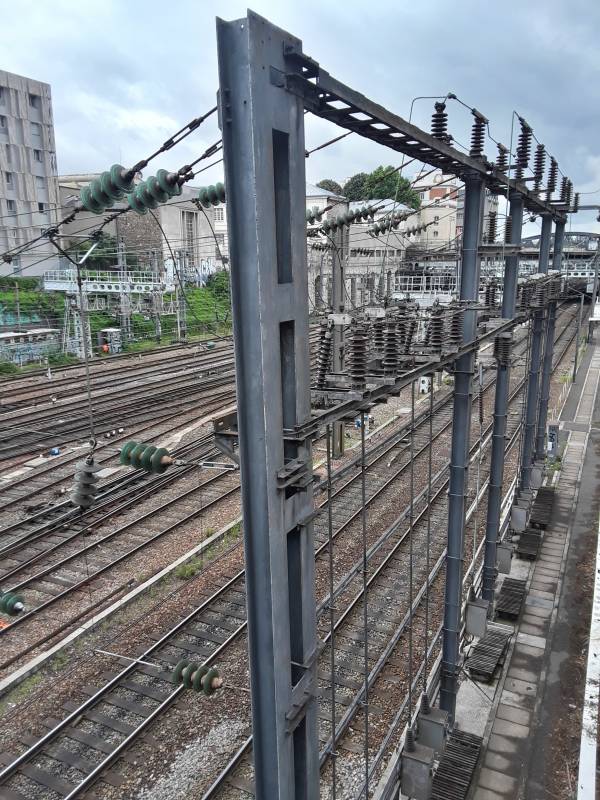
[0, 115, 6, 128]
[29, 93, 40, 108]
[181, 210, 197, 262]
[5, 144, 11, 163]
[36, 175, 45, 189]
[33, 149, 42, 162]
[215, 233, 225, 259]
[433, 230, 439, 237]
[434, 215, 439, 224]
[38, 202, 46, 212]
[214, 207, 224, 222]
[5, 171, 13, 186]
[0, 87, 4, 105]
[7, 199, 15, 214]
[31, 122, 41, 136]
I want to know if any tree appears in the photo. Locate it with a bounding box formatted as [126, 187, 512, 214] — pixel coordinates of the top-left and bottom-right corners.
[207, 268, 230, 300]
[316, 178, 343, 196]
[364, 166, 421, 209]
[342, 172, 368, 201]
[72, 233, 121, 270]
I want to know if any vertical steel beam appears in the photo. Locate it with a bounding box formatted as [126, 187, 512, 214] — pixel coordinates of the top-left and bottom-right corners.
[481, 193, 524, 602]
[535, 214, 556, 461]
[331, 224, 346, 456]
[440, 171, 485, 722]
[519, 214, 552, 489]
[520, 209, 565, 490]
[573, 292, 585, 382]
[553, 219, 566, 272]
[217, 13, 318, 799]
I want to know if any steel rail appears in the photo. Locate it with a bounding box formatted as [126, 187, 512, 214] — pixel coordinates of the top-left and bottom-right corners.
[199, 308, 579, 799]
[0, 308, 579, 799]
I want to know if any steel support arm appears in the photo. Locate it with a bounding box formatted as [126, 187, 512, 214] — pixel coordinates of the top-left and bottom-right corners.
[440, 171, 485, 722]
[217, 12, 319, 798]
[481, 193, 524, 603]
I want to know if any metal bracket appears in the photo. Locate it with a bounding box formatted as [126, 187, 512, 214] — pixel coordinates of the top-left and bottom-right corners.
[328, 312, 353, 325]
[285, 663, 318, 734]
[197, 460, 238, 471]
[212, 412, 240, 466]
[277, 457, 312, 490]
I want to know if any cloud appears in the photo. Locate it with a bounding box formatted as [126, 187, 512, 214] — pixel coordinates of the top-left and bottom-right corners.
[0, 0, 598, 229]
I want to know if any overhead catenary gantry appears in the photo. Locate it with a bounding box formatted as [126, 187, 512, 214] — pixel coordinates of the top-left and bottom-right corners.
[216, 10, 571, 799]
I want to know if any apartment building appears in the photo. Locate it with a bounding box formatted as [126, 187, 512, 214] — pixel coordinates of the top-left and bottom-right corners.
[0, 70, 60, 276]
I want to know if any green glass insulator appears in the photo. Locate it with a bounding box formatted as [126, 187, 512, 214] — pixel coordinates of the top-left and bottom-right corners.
[206, 185, 220, 206]
[90, 178, 114, 210]
[139, 183, 159, 209]
[146, 176, 169, 204]
[80, 185, 104, 214]
[127, 190, 148, 215]
[156, 169, 182, 198]
[197, 187, 211, 208]
[100, 170, 123, 201]
[111, 163, 135, 193]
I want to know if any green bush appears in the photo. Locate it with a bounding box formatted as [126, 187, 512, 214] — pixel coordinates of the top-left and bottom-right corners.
[0, 361, 18, 375]
[174, 558, 204, 580]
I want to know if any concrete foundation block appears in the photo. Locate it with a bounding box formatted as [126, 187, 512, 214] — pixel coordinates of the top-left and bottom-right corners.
[400, 742, 435, 800]
[417, 707, 449, 754]
[466, 598, 489, 638]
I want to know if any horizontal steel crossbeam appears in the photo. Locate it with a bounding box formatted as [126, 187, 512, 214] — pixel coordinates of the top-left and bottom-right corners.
[279, 47, 565, 220]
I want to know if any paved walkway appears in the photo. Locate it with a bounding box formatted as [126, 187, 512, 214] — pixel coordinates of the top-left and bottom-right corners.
[467, 343, 600, 799]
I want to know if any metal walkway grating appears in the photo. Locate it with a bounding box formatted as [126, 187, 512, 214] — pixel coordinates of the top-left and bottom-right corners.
[431, 729, 483, 800]
[466, 628, 512, 683]
[495, 577, 528, 620]
[529, 486, 555, 530]
[516, 528, 543, 559]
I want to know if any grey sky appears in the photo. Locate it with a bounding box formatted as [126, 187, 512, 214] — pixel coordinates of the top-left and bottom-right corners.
[1, 0, 599, 235]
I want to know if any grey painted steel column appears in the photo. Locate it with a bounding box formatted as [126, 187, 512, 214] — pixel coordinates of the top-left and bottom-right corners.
[481, 193, 524, 602]
[519, 215, 552, 490]
[331, 224, 345, 373]
[553, 219, 566, 273]
[331, 224, 346, 456]
[217, 13, 318, 798]
[440, 171, 485, 722]
[534, 215, 556, 461]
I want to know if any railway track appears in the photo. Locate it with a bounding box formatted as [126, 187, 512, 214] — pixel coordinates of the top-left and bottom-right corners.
[0, 331, 319, 517]
[0, 382, 237, 525]
[0, 371, 236, 462]
[0, 306, 553, 670]
[200, 306, 579, 798]
[1, 342, 235, 411]
[0, 308, 579, 799]
[1, 329, 321, 460]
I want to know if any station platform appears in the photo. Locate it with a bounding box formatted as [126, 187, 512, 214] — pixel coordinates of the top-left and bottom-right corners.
[460, 340, 600, 799]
